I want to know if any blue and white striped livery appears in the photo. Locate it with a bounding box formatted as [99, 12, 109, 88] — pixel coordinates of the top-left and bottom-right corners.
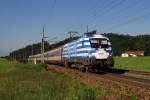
[62, 31, 114, 67]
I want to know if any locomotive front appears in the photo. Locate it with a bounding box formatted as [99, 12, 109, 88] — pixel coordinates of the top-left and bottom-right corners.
[89, 34, 114, 67]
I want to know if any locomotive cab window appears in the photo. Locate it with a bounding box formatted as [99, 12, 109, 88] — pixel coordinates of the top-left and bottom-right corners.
[90, 38, 108, 48]
[101, 39, 108, 48]
[90, 39, 99, 48]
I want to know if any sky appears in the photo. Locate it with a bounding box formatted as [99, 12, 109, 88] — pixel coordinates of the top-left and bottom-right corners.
[0, 0, 150, 56]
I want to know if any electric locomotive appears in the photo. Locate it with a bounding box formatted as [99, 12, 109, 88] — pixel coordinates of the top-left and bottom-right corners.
[62, 31, 114, 70]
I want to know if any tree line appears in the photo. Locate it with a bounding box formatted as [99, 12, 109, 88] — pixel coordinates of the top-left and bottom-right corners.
[104, 33, 150, 56]
[8, 37, 79, 62]
[7, 33, 150, 62]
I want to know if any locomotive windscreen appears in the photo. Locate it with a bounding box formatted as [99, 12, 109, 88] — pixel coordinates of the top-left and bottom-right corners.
[90, 38, 108, 48]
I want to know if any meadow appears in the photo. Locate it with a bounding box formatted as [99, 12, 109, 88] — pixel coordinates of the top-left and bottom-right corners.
[0, 58, 149, 100]
[114, 56, 150, 72]
[0, 58, 102, 100]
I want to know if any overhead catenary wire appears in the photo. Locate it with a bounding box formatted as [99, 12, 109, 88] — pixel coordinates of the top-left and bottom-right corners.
[87, 0, 127, 28]
[106, 11, 150, 31]
[88, 0, 150, 34]
[61, 0, 116, 34]
[42, 0, 57, 43]
[97, 0, 126, 16]
[107, 0, 142, 21]
[55, 0, 149, 39]
[68, 0, 126, 33]
[49, 0, 56, 17]
[99, 0, 149, 31]
[83, 0, 122, 29]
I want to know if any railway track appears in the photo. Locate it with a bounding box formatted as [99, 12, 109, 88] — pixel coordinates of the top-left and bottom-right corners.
[94, 68, 150, 89]
[88, 68, 150, 90]
[46, 64, 150, 90]
[98, 73, 150, 90]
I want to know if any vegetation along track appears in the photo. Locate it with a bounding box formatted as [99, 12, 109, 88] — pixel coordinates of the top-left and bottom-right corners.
[46, 64, 150, 90]
[98, 72, 150, 90]
[97, 68, 150, 89]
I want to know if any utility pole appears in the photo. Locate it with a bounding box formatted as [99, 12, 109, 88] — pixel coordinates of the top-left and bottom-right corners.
[32, 44, 34, 61]
[41, 27, 44, 64]
[41, 27, 47, 64]
[24, 48, 27, 62]
[32, 44, 33, 56]
[12, 53, 14, 61]
[87, 25, 89, 33]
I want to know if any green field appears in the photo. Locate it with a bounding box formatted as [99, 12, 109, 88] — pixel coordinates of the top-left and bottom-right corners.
[0, 58, 148, 99]
[114, 56, 150, 72]
[0, 58, 102, 100]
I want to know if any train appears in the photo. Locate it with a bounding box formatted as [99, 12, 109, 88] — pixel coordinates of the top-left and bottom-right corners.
[28, 31, 114, 71]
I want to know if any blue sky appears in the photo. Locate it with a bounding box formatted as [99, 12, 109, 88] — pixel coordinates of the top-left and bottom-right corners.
[0, 0, 150, 56]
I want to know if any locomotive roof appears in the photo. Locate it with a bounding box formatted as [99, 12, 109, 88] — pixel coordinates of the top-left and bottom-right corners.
[64, 33, 109, 47]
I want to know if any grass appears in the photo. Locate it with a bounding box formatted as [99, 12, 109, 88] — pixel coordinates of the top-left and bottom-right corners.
[0, 58, 102, 100]
[0, 58, 16, 72]
[0, 58, 146, 100]
[114, 56, 150, 72]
